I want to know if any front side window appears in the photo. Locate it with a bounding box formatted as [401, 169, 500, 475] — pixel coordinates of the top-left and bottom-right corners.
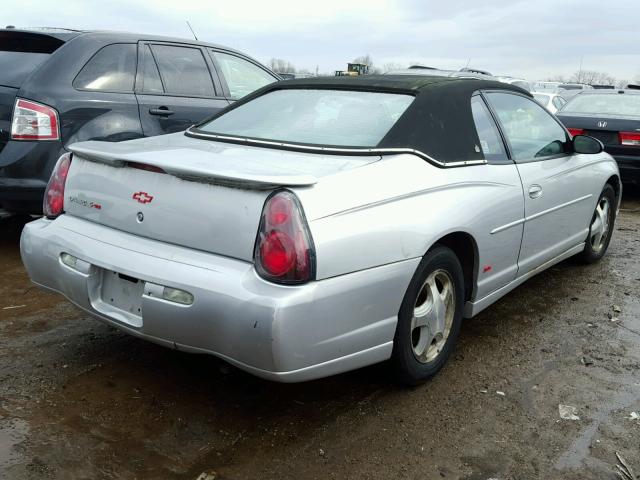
[486, 92, 569, 161]
[470, 96, 507, 162]
[73, 43, 137, 92]
[198, 89, 414, 147]
[150, 45, 215, 97]
[212, 51, 276, 99]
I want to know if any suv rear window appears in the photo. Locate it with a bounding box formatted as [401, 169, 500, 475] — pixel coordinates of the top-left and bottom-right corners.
[199, 89, 414, 147]
[73, 44, 137, 92]
[0, 33, 65, 87]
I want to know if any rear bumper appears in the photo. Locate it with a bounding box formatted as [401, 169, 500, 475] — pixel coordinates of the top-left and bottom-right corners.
[0, 140, 64, 213]
[611, 154, 640, 184]
[20, 215, 418, 382]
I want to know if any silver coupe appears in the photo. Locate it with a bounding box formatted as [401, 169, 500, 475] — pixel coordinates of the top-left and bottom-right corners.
[20, 76, 620, 384]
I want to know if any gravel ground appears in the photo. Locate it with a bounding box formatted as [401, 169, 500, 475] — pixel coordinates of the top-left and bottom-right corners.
[1, 187, 639, 480]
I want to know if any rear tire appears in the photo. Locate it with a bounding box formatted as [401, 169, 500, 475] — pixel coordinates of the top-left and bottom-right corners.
[391, 246, 464, 386]
[579, 184, 616, 264]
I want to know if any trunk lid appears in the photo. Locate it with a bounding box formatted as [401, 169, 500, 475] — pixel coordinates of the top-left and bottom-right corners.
[65, 134, 380, 260]
[557, 112, 640, 156]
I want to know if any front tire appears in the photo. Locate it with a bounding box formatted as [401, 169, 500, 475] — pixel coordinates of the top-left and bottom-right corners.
[391, 246, 464, 385]
[579, 184, 616, 264]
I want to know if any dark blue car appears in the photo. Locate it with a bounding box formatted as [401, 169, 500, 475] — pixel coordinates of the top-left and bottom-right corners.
[0, 27, 279, 213]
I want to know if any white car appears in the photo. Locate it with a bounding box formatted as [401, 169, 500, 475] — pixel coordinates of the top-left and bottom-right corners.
[496, 76, 532, 92]
[532, 92, 568, 114]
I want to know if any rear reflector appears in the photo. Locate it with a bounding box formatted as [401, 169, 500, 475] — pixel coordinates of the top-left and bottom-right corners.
[43, 152, 72, 218]
[11, 98, 60, 140]
[619, 131, 640, 146]
[567, 128, 584, 137]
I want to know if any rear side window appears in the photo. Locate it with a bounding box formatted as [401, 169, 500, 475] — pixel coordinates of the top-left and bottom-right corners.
[486, 92, 568, 161]
[150, 45, 215, 97]
[73, 44, 137, 92]
[138, 45, 164, 94]
[212, 51, 275, 99]
[470, 96, 507, 162]
[199, 89, 414, 147]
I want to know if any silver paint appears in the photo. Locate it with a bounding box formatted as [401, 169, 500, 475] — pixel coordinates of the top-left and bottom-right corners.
[20, 131, 621, 382]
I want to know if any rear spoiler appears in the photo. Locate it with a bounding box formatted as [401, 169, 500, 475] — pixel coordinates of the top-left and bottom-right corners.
[68, 142, 317, 189]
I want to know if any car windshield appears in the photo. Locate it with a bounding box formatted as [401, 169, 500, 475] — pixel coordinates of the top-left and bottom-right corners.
[563, 93, 640, 116]
[198, 89, 414, 147]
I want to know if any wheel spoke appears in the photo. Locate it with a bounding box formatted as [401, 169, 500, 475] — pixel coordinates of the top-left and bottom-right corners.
[410, 270, 456, 363]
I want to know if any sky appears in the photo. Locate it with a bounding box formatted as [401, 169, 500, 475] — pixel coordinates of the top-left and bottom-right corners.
[5, 0, 640, 82]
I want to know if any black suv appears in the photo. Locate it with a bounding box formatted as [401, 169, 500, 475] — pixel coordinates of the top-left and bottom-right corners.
[0, 28, 279, 213]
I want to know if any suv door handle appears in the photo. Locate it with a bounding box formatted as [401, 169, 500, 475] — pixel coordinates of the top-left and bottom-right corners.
[528, 184, 543, 199]
[149, 107, 175, 116]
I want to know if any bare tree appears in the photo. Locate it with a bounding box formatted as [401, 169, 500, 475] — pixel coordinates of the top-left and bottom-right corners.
[269, 58, 297, 74]
[352, 54, 374, 66]
[571, 70, 616, 86]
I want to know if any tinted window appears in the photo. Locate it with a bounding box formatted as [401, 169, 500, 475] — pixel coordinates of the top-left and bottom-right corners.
[552, 96, 565, 109]
[213, 51, 275, 99]
[151, 45, 215, 97]
[563, 93, 640, 116]
[486, 92, 568, 161]
[470, 96, 507, 162]
[136, 45, 164, 93]
[74, 44, 137, 92]
[200, 89, 414, 147]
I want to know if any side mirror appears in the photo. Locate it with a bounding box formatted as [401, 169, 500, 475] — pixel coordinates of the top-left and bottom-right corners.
[573, 135, 603, 154]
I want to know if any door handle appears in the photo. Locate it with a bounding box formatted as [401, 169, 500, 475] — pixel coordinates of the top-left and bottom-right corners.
[528, 184, 543, 199]
[149, 107, 175, 116]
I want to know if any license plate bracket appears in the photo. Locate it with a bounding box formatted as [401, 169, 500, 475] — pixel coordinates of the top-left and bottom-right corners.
[98, 269, 144, 326]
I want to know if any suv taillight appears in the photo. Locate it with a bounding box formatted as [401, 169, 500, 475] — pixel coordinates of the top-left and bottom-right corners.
[619, 131, 640, 146]
[11, 98, 60, 141]
[43, 153, 72, 218]
[254, 190, 315, 284]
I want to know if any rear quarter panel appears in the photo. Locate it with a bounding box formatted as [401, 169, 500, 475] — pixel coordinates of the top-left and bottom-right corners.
[295, 154, 526, 301]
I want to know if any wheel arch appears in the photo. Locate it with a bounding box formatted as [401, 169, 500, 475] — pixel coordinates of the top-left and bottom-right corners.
[605, 174, 621, 207]
[429, 231, 479, 302]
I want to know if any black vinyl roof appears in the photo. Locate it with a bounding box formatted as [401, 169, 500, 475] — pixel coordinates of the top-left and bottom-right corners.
[191, 75, 532, 165]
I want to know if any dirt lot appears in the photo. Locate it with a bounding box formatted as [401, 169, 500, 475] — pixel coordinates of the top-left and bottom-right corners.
[1, 188, 639, 480]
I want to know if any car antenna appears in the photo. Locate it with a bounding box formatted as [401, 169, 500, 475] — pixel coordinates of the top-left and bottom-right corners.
[186, 21, 198, 41]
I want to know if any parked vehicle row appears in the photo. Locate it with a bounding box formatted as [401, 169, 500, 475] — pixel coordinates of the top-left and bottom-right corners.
[532, 92, 567, 113]
[21, 75, 620, 384]
[0, 28, 279, 214]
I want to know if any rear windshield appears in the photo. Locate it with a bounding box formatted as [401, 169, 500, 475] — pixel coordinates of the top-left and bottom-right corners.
[563, 94, 640, 116]
[0, 51, 51, 87]
[532, 93, 550, 104]
[198, 89, 414, 147]
[0, 33, 64, 87]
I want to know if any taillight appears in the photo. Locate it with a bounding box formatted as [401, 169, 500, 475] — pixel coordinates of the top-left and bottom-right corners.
[43, 152, 72, 218]
[619, 131, 640, 146]
[254, 190, 315, 284]
[11, 98, 60, 141]
[567, 128, 584, 137]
